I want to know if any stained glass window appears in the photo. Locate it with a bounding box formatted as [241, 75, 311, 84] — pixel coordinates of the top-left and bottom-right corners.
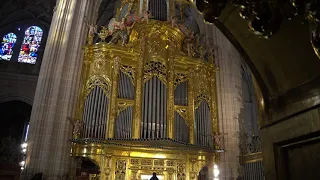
[0, 33, 17, 61]
[18, 26, 43, 64]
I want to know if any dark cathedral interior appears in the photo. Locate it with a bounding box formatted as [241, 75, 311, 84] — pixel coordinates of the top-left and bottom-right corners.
[0, 0, 319, 180]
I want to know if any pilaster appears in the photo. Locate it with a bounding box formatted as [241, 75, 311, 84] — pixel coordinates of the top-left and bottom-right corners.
[187, 70, 195, 144]
[132, 37, 146, 138]
[107, 57, 121, 138]
[210, 66, 219, 136]
[167, 57, 175, 139]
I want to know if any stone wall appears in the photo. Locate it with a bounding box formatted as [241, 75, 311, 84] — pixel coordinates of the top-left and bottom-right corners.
[260, 76, 320, 180]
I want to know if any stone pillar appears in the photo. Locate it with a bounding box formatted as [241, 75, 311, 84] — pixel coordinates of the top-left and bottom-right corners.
[24, 0, 101, 179]
[208, 24, 243, 179]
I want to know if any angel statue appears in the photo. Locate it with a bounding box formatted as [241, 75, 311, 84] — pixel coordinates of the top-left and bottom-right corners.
[84, 17, 97, 44]
[183, 30, 195, 57]
[142, 10, 151, 24]
[68, 117, 83, 137]
[108, 17, 135, 46]
[170, 15, 179, 28]
[213, 132, 227, 149]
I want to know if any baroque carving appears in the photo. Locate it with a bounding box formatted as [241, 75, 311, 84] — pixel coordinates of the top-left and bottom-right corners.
[120, 65, 135, 85]
[194, 94, 211, 110]
[116, 99, 134, 117]
[85, 76, 111, 98]
[115, 159, 127, 180]
[177, 161, 186, 180]
[92, 51, 109, 74]
[174, 73, 188, 88]
[175, 106, 188, 122]
[143, 61, 167, 84]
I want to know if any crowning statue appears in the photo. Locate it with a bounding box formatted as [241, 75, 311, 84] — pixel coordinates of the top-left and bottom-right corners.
[108, 18, 135, 46]
[142, 10, 151, 24]
[84, 17, 97, 45]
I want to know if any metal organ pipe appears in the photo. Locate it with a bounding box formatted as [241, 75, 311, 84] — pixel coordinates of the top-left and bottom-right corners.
[115, 71, 134, 138]
[174, 81, 188, 105]
[195, 101, 212, 147]
[81, 86, 109, 139]
[141, 77, 167, 139]
[118, 71, 134, 99]
[115, 107, 133, 139]
[148, 0, 167, 21]
[174, 112, 189, 143]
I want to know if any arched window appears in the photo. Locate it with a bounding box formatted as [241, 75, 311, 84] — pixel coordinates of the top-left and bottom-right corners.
[0, 32, 17, 61]
[18, 26, 43, 64]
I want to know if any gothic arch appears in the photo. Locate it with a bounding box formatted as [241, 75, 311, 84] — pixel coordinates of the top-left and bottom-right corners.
[0, 93, 33, 105]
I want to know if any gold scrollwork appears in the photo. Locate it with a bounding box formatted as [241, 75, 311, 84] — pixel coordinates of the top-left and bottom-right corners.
[177, 161, 186, 180]
[174, 73, 188, 88]
[92, 51, 107, 73]
[120, 65, 136, 86]
[175, 105, 188, 122]
[143, 61, 167, 84]
[117, 99, 134, 117]
[85, 76, 111, 97]
[115, 159, 127, 180]
[194, 94, 211, 110]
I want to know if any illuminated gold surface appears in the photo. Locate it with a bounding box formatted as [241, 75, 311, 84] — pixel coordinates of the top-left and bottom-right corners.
[71, 142, 216, 180]
[73, 14, 220, 179]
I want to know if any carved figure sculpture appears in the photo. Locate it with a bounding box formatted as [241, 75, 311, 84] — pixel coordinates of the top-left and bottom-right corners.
[184, 30, 195, 57]
[84, 17, 97, 44]
[68, 117, 83, 136]
[142, 10, 151, 24]
[171, 16, 179, 28]
[73, 120, 83, 135]
[108, 18, 135, 46]
[213, 132, 227, 148]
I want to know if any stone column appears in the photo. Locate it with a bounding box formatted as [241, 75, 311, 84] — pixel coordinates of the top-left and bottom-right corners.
[208, 24, 243, 179]
[24, 0, 101, 179]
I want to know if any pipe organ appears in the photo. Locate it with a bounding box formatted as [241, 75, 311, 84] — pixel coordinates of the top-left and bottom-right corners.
[71, 0, 223, 179]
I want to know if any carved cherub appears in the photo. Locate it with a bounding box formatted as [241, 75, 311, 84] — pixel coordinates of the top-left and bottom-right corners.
[212, 132, 227, 148]
[84, 17, 97, 37]
[184, 30, 195, 57]
[108, 17, 135, 46]
[142, 10, 151, 24]
[68, 117, 83, 136]
[170, 15, 179, 28]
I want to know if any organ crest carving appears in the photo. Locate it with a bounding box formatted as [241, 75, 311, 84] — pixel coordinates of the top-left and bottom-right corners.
[120, 65, 135, 85]
[143, 61, 167, 84]
[85, 76, 111, 97]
